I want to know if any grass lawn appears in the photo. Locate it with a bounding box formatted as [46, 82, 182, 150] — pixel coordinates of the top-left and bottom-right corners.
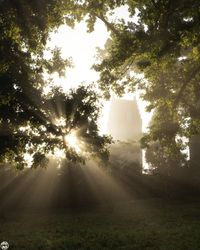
[1, 198, 200, 249]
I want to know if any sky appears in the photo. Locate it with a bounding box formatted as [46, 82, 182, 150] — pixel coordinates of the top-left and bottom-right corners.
[45, 6, 152, 135]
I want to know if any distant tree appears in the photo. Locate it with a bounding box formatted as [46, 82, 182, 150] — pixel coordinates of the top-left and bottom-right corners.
[141, 102, 188, 173]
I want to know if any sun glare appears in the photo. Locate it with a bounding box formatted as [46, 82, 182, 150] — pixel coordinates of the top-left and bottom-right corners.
[54, 148, 65, 159]
[64, 132, 81, 152]
[23, 153, 33, 168]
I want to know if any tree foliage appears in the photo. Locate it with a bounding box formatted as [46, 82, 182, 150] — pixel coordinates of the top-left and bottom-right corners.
[0, 0, 111, 169]
[73, 0, 200, 170]
[1, 0, 200, 170]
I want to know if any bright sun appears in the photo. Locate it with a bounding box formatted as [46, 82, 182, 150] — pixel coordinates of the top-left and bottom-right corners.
[64, 132, 80, 152]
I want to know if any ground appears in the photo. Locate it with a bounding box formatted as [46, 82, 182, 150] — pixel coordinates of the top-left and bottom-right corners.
[1, 198, 200, 250]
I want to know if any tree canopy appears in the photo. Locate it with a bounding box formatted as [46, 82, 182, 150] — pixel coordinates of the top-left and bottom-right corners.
[0, 0, 111, 169]
[74, 0, 200, 170]
[1, 0, 200, 170]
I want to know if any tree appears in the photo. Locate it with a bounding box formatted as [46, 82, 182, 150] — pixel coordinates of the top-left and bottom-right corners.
[0, 1, 111, 169]
[2, 0, 200, 170]
[71, 0, 200, 168]
[143, 107, 188, 175]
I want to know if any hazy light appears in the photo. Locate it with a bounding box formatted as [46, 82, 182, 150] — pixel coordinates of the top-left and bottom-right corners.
[178, 56, 187, 61]
[45, 20, 109, 91]
[64, 131, 81, 153]
[54, 117, 66, 127]
[23, 153, 33, 168]
[45, 7, 152, 134]
[53, 148, 65, 159]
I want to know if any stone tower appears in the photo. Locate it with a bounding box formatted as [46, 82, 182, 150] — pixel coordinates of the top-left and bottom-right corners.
[107, 99, 142, 142]
[107, 99, 143, 167]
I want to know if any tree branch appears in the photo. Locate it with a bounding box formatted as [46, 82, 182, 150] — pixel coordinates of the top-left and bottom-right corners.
[95, 14, 121, 37]
[174, 64, 200, 108]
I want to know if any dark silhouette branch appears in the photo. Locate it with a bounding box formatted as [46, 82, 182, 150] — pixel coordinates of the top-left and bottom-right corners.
[174, 64, 200, 108]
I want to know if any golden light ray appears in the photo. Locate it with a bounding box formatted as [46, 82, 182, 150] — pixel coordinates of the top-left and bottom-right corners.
[80, 160, 131, 202]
